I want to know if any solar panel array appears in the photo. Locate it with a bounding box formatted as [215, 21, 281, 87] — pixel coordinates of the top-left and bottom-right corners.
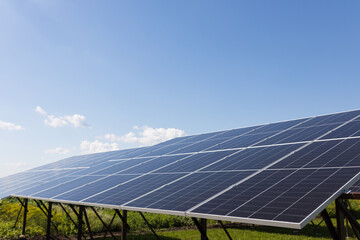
[1, 110, 360, 229]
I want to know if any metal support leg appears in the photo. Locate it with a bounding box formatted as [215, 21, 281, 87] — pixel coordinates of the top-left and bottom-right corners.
[336, 199, 346, 240]
[192, 218, 209, 240]
[337, 200, 360, 239]
[22, 199, 28, 236]
[121, 210, 127, 240]
[46, 202, 53, 240]
[83, 208, 94, 240]
[321, 209, 338, 240]
[78, 206, 84, 240]
[90, 206, 118, 240]
[218, 220, 232, 240]
[201, 219, 207, 240]
[115, 209, 131, 231]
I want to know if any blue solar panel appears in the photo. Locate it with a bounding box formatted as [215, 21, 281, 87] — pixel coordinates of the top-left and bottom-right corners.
[2, 109, 360, 230]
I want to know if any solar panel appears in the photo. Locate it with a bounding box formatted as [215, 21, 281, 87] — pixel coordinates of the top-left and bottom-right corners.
[2, 109, 360, 230]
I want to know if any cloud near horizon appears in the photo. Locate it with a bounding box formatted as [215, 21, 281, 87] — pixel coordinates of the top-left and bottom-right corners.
[35, 106, 89, 128]
[44, 147, 70, 154]
[104, 125, 186, 146]
[80, 140, 120, 154]
[0, 120, 24, 131]
[81, 126, 185, 154]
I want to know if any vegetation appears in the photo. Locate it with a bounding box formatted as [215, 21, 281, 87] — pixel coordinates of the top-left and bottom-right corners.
[0, 198, 359, 239]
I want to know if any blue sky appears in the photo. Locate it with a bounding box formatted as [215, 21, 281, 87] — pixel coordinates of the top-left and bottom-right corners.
[0, 0, 360, 177]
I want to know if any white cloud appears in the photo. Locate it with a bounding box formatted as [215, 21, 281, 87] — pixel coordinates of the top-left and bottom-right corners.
[35, 106, 47, 116]
[44, 115, 69, 127]
[80, 140, 120, 154]
[0, 120, 24, 131]
[103, 126, 186, 146]
[35, 106, 89, 128]
[44, 147, 70, 154]
[64, 114, 89, 128]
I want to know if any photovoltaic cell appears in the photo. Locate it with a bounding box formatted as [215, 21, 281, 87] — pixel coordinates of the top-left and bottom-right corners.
[321, 120, 360, 140]
[191, 168, 360, 225]
[83, 173, 185, 206]
[54, 174, 141, 201]
[201, 144, 303, 171]
[270, 138, 360, 169]
[126, 171, 255, 211]
[154, 150, 237, 173]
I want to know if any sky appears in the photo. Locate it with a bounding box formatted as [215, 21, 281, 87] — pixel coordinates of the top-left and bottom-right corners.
[0, 0, 360, 178]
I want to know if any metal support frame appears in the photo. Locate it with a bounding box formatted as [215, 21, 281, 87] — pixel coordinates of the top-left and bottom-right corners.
[117, 210, 128, 240]
[336, 199, 346, 240]
[192, 218, 209, 240]
[83, 207, 94, 240]
[103, 212, 117, 239]
[91, 206, 118, 240]
[116, 209, 131, 231]
[46, 202, 52, 240]
[34, 200, 59, 234]
[139, 212, 160, 240]
[67, 204, 87, 240]
[14, 198, 24, 229]
[22, 199, 28, 236]
[321, 209, 338, 240]
[218, 220, 232, 240]
[337, 200, 360, 240]
[77, 206, 84, 240]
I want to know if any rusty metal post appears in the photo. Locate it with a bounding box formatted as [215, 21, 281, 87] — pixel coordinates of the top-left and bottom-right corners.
[121, 210, 128, 240]
[336, 199, 346, 240]
[46, 202, 52, 240]
[22, 199, 28, 236]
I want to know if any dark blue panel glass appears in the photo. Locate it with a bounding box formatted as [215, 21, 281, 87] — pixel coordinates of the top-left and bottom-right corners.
[210, 126, 261, 139]
[350, 179, 360, 193]
[83, 173, 185, 205]
[120, 155, 189, 174]
[202, 144, 303, 171]
[55, 174, 140, 201]
[140, 143, 194, 157]
[126, 171, 254, 211]
[270, 139, 360, 169]
[296, 110, 360, 128]
[191, 168, 360, 224]
[33, 175, 104, 198]
[89, 158, 154, 175]
[14, 176, 77, 196]
[207, 132, 277, 151]
[169, 139, 231, 154]
[178, 131, 227, 144]
[257, 123, 339, 146]
[67, 160, 127, 176]
[321, 120, 360, 139]
[249, 118, 308, 133]
[155, 150, 236, 173]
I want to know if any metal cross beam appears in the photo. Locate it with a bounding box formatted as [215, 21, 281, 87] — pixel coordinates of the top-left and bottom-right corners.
[218, 220, 232, 240]
[321, 209, 339, 240]
[90, 206, 118, 240]
[139, 212, 160, 240]
[337, 200, 360, 240]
